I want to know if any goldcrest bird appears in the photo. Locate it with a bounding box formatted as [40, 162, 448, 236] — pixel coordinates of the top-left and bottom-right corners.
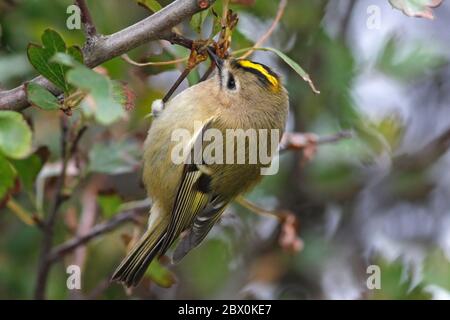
[112, 51, 289, 287]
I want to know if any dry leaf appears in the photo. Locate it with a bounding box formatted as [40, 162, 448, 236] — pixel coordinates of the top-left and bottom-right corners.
[278, 211, 304, 253]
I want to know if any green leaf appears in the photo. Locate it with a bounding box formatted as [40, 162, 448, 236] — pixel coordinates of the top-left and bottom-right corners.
[25, 82, 61, 110]
[51, 52, 81, 68]
[145, 259, 176, 288]
[66, 67, 125, 125]
[53, 52, 129, 123]
[254, 47, 320, 94]
[137, 0, 162, 12]
[98, 194, 122, 218]
[0, 111, 32, 159]
[88, 140, 140, 175]
[42, 28, 66, 53]
[190, 10, 209, 34]
[27, 29, 69, 92]
[389, 0, 443, 19]
[9, 152, 44, 191]
[10, 156, 42, 191]
[0, 154, 16, 200]
[67, 45, 84, 64]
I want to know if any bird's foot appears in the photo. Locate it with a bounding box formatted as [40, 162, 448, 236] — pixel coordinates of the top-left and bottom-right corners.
[150, 99, 164, 118]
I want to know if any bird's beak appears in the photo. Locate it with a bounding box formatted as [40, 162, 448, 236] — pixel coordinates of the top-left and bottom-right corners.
[207, 47, 223, 72]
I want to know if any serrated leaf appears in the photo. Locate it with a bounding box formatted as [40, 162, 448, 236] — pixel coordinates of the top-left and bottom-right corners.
[66, 67, 125, 125]
[0, 111, 32, 159]
[254, 47, 320, 94]
[112, 81, 135, 111]
[88, 140, 140, 175]
[53, 52, 128, 123]
[137, 0, 162, 12]
[27, 29, 69, 92]
[26, 82, 61, 110]
[389, 0, 443, 19]
[0, 154, 16, 200]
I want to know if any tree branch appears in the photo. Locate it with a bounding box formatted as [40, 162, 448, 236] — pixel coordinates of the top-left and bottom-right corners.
[34, 121, 89, 299]
[162, 31, 195, 49]
[0, 0, 215, 111]
[240, 0, 287, 59]
[121, 53, 188, 66]
[75, 0, 97, 40]
[34, 116, 70, 300]
[279, 130, 353, 153]
[48, 204, 150, 263]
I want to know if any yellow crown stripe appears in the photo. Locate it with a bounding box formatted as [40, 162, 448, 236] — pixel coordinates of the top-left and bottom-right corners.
[238, 60, 279, 88]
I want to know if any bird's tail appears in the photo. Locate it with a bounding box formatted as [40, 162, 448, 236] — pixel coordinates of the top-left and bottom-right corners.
[111, 216, 167, 287]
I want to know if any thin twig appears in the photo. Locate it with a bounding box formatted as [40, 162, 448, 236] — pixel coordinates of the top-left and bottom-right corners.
[121, 53, 188, 66]
[70, 125, 88, 156]
[279, 130, 353, 153]
[222, 0, 230, 25]
[33, 118, 91, 299]
[6, 198, 35, 226]
[162, 68, 192, 103]
[235, 196, 283, 221]
[162, 31, 194, 49]
[34, 116, 69, 300]
[240, 0, 288, 59]
[48, 207, 149, 263]
[316, 130, 353, 145]
[75, 0, 97, 39]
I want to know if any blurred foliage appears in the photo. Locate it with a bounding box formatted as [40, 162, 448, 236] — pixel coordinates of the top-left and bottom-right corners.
[1, 0, 450, 300]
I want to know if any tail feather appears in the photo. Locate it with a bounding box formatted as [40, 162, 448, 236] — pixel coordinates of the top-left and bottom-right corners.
[111, 220, 166, 287]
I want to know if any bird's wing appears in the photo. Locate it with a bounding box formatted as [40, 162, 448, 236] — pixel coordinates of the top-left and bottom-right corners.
[172, 195, 228, 263]
[158, 118, 218, 256]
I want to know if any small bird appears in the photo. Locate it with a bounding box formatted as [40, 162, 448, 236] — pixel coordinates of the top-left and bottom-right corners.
[112, 51, 289, 287]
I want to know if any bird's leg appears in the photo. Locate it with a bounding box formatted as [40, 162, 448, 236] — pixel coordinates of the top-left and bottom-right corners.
[150, 99, 164, 118]
[151, 67, 191, 118]
[161, 67, 192, 104]
[199, 61, 216, 82]
[161, 42, 209, 104]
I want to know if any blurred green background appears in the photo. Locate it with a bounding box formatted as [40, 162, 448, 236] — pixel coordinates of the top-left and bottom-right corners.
[1, 0, 450, 299]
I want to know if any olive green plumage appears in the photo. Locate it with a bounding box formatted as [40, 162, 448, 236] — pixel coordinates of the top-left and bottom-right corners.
[112, 56, 289, 287]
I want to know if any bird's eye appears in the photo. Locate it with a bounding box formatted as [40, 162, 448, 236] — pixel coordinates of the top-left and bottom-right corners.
[227, 73, 236, 90]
